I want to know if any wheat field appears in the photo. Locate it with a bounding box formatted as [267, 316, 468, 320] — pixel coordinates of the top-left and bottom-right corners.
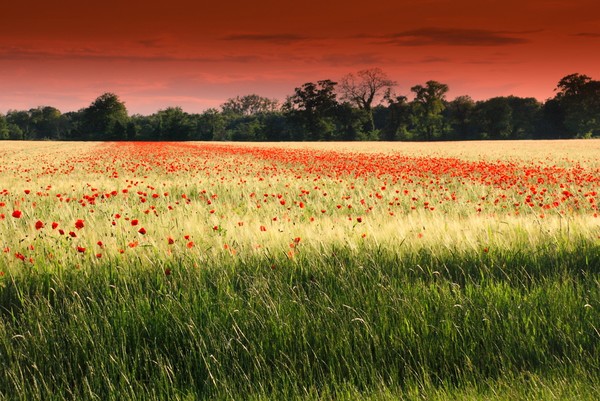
[1, 140, 599, 400]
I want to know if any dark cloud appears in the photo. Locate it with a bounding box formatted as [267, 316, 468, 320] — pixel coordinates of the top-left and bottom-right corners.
[419, 56, 450, 63]
[220, 33, 311, 44]
[361, 28, 531, 46]
[318, 53, 388, 66]
[572, 32, 600, 38]
[137, 38, 167, 48]
[0, 46, 262, 63]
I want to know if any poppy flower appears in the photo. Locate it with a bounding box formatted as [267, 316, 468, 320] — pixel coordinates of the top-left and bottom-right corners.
[131, 219, 139, 226]
[77, 246, 86, 253]
[138, 227, 146, 235]
[35, 220, 44, 230]
[12, 210, 22, 218]
[75, 219, 84, 229]
[167, 237, 175, 245]
[51, 222, 59, 229]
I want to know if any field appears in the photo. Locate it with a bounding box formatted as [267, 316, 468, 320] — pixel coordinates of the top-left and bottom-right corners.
[1, 140, 599, 400]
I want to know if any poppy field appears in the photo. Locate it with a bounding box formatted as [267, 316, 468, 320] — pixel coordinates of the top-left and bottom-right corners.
[1, 140, 599, 400]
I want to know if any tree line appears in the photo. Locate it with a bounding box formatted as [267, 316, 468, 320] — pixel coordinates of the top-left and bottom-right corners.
[1, 71, 599, 142]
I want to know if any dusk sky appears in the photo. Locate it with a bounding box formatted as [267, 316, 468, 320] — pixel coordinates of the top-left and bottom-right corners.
[1, 0, 599, 115]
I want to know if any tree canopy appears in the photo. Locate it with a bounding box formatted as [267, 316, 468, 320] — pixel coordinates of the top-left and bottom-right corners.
[2, 72, 598, 142]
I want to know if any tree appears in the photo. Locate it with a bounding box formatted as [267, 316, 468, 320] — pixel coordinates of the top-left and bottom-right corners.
[381, 95, 412, 140]
[339, 68, 396, 132]
[155, 107, 193, 141]
[194, 109, 227, 141]
[471, 97, 513, 139]
[221, 94, 279, 116]
[83, 93, 129, 140]
[0, 114, 9, 140]
[410, 81, 449, 140]
[555, 73, 592, 98]
[334, 103, 369, 141]
[444, 95, 475, 140]
[552, 73, 600, 137]
[506, 96, 542, 139]
[226, 115, 265, 141]
[29, 106, 65, 139]
[6, 110, 33, 139]
[285, 80, 339, 141]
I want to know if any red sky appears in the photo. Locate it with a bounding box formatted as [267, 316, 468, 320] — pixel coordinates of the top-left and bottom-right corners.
[1, 0, 599, 115]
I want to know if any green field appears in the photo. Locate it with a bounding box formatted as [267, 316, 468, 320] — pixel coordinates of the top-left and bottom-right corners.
[1, 141, 599, 400]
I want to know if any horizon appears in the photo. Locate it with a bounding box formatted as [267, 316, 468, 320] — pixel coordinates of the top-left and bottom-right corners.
[1, 0, 599, 115]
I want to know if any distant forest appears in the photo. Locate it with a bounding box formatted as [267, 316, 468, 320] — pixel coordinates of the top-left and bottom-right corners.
[1, 71, 599, 141]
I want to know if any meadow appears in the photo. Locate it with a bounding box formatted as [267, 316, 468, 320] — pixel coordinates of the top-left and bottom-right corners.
[0, 140, 599, 400]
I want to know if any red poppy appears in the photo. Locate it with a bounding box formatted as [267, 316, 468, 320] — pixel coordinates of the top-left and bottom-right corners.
[12, 210, 22, 218]
[77, 246, 86, 253]
[131, 219, 139, 226]
[35, 220, 44, 230]
[75, 219, 84, 229]
[69, 231, 77, 238]
[167, 237, 175, 245]
[51, 222, 59, 229]
[186, 241, 194, 248]
[138, 227, 146, 235]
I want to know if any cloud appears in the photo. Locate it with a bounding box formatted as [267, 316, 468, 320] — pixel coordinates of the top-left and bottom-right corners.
[137, 38, 168, 48]
[361, 28, 532, 46]
[0, 46, 263, 64]
[572, 32, 600, 38]
[419, 56, 450, 63]
[318, 53, 388, 66]
[220, 33, 311, 44]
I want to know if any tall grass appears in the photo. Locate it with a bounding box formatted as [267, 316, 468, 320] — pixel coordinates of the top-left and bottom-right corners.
[1, 141, 599, 399]
[1, 239, 598, 400]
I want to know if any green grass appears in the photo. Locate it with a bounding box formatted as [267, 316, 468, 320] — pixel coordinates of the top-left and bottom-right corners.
[1, 238, 599, 400]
